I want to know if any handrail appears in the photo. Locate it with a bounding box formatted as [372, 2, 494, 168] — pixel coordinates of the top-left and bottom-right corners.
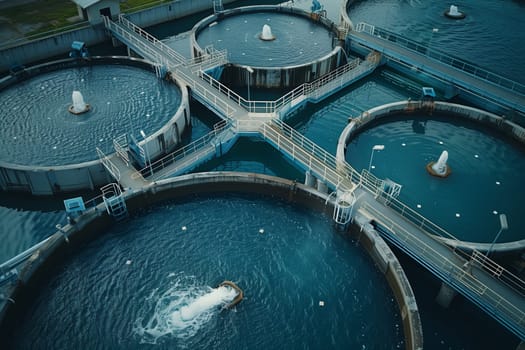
[113, 134, 129, 165]
[116, 15, 186, 65]
[131, 120, 232, 179]
[105, 16, 378, 117]
[354, 22, 525, 95]
[470, 250, 525, 297]
[174, 68, 236, 119]
[196, 57, 368, 115]
[264, 118, 473, 245]
[260, 119, 358, 192]
[361, 201, 525, 332]
[103, 16, 172, 69]
[96, 147, 121, 182]
[186, 46, 228, 72]
[0, 236, 54, 272]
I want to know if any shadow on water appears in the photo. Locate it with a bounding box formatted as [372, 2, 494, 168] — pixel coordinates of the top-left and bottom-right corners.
[0, 189, 98, 212]
[393, 245, 520, 349]
[193, 137, 305, 182]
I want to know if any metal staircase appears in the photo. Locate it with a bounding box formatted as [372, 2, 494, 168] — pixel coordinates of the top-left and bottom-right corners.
[101, 183, 128, 221]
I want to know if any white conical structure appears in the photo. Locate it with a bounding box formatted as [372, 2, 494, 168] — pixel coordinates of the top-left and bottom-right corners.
[260, 24, 275, 41]
[431, 150, 449, 175]
[449, 5, 459, 16]
[445, 4, 465, 19]
[69, 90, 90, 114]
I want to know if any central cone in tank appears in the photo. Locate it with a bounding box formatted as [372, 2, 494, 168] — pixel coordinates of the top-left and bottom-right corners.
[260, 24, 276, 41]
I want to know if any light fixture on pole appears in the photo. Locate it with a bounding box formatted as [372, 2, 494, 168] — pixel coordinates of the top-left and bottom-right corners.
[428, 28, 439, 54]
[246, 66, 254, 108]
[368, 144, 385, 173]
[140, 129, 152, 175]
[486, 213, 508, 257]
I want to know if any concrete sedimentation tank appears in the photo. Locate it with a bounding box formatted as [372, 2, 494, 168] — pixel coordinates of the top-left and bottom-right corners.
[0, 173, 423, 349]
[191, 5, 347, 89]
[0, 57, 190, 195]
[337, 100, 525, 255]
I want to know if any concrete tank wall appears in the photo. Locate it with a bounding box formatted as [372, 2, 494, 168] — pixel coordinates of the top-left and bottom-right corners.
[352, 213, 423, 350]
[336, 100, 525, 255]
[0, 24, 107, 74]
[191, 5, 345, 88]
[219, 47, 343, 88]
[0, 56, 191, 196]
[337, 101, 525, 165]
[126, 0, 239, 28]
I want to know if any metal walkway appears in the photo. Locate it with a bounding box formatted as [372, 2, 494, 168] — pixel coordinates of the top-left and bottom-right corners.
[100, 15, 379, 186]
[357, 189, 525, 340]
[97, 14, 525, 340]
[351, 23, 525, 114]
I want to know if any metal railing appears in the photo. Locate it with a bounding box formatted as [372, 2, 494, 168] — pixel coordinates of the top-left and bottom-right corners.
[196, 56, 375, 116]
[260, 119, 411, 198]
[175, 68, 236, 119]
[105, 16, 379, 119]
[186, 46, 228, 73]
[361, 201, 525, 336]
[353, 22, 525, 95]
[103, 15, 184, 70]
[0, 236, 54, 277]
[113, 134, 129, 165]
[115, 15, 186, 65]
[197, 70, 275, 114]
[96, 147, 121, 182]
[260, 119, 360, 192]
[261, 119, 481, 248]
[272, 57, 364, 110]
[306, 53, 379, 102]
[131, 120, 233, 180]
[468, 250, 525, 297]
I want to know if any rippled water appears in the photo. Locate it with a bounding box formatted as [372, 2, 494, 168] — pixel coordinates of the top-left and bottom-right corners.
[0, 65, 181, 165]
[7, 196, 403, 349]
[0, 205, 64, 263]
[346, 114, 525, 243]
[289, 71, 415, 154]
[347, 0, 525, 83]
[196, 11, 335, 67]
[2, 1, 524, 348]
[194, 137, 305, 180]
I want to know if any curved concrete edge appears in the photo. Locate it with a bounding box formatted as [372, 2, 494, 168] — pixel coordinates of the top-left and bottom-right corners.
[340, 0, 355, 30]
[0, 56, 191, 195]
[434, 235, 525, 256]
[138, 75, 191, 164]
[336, 100, 525, 254]
[353, 213, 424, 350]
[0, 172, 422, 350]
[0, 201, 112, 339]
[190, 5, 345, 88]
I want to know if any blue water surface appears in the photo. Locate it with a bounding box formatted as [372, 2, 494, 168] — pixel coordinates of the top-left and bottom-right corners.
[7, 195, 403, 349]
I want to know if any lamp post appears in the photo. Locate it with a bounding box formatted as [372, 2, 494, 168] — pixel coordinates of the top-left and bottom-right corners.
[486, 213, 509, 257]
[246, 66, 254, 109]
[428, 28, 439, 55]
[140, 129, 152, 175]
[368, 144, 385, 173]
